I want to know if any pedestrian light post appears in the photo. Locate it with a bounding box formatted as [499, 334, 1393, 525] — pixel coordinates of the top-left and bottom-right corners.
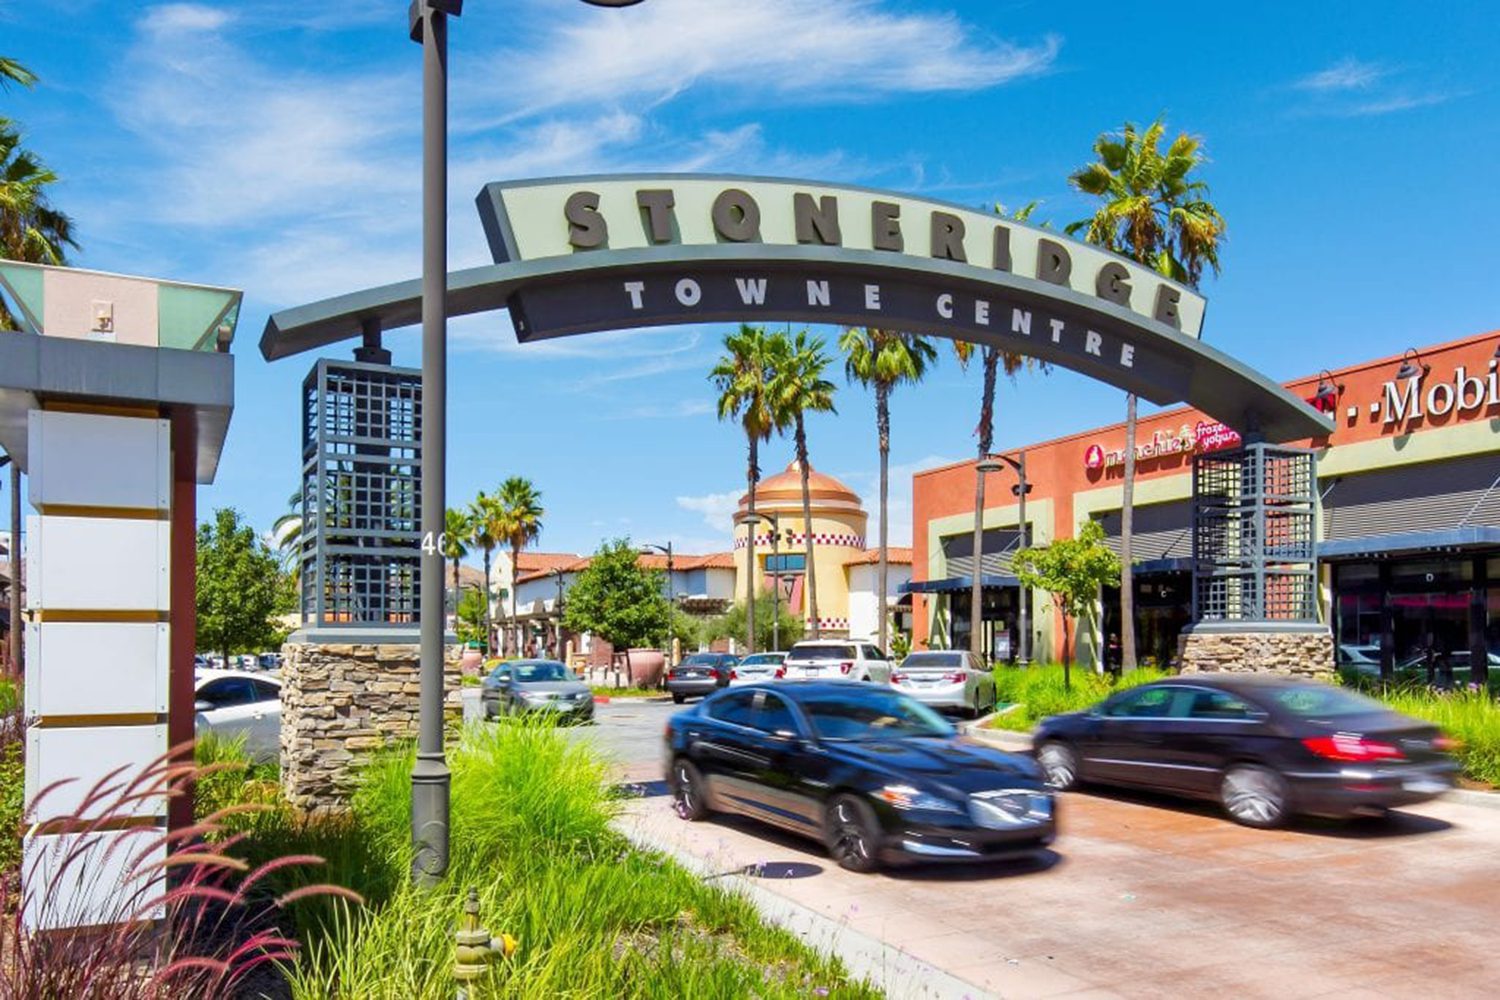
[406, 0, 651, 886]
[641, 542, 674, 668]
[736, 511, 784, 652]
[977, 452, 1031, 667]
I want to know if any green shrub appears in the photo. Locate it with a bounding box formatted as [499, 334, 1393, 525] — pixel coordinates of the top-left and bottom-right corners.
[2, 679, 23, 874]
[989, 663, 1167, 731]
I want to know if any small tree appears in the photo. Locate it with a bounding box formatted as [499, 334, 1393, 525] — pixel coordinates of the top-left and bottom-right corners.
[705, 591, 806, 654]
[196, 508, 288, 667]
[454, 585, 489, 649]
[1012, 520, 1121, 690]
[561, 538, 670, 687]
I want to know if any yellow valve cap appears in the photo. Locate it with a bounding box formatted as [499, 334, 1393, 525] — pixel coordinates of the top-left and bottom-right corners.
[496, 933, 519, 959]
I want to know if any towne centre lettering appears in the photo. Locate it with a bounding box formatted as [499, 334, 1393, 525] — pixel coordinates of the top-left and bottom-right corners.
[262, 173, 1330, 444]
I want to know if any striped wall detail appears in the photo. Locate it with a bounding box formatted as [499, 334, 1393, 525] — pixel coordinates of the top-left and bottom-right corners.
[734, 533, 865, 550]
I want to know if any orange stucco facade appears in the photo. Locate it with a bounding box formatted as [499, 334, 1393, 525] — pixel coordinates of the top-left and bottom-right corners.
[912, 328, 1500, 662]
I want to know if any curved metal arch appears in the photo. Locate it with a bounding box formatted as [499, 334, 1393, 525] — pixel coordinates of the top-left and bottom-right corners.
[261, 242, 1331, 442]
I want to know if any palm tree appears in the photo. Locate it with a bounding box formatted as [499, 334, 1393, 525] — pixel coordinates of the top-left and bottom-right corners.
[0, 57, 37, 90]
[469, 492, 503, 654]
[443, 507, 472, 623]
[839, 327, 937, 652]
[0, 117, 78, 330]
[271, 489, 304, 580]
[494, 476, 545, 656]
[712, 324, 781, 655]
[768, 329, 837, 639]
[1067, 118, 1226, 672]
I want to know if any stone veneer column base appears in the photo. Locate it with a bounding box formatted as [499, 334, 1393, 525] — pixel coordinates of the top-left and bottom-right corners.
[280, 637, 462, 814]
[1176, 624, 1335, 679]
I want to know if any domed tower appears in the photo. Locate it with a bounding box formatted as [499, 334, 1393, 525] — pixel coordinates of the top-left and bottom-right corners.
[734, 461, 867, 637]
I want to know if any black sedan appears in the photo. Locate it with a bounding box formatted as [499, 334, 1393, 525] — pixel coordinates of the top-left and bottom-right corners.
[481, 659, 594, 722]
[666, 652, 739, 703]
[665, 681, 1055, 872]
[1033, 674, 1459, 827]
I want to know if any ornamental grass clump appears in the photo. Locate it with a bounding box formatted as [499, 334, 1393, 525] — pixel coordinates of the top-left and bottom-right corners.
[0, 742, 358, 1000]
[990, 663, 1167, 730]
[1363, 685, 1500, 787]
[285, 716, 875, 999]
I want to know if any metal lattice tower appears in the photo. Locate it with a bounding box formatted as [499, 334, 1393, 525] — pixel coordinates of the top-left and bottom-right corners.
[1191, 444, 1317, 623]
[299, 358, 423, 629]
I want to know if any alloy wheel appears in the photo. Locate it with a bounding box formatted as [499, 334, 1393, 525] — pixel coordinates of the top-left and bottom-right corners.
[1221, 765, 1288, 828]
[1037, 741, 1079, 791]
[672, 761, 707, 821]
[826, 797, 879, 872]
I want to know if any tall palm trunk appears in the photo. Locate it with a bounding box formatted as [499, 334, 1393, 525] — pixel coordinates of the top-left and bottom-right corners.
[510, 541, 522, 656]
[1119, 392, 1137, 673]
[969, 349, 1000, 658]
[876, 382, 891, 652]
[450, 557, 460, 621]
[794, 415, 820, 639]
[745, 434, 758, 654]
[482, 547, 493, 654]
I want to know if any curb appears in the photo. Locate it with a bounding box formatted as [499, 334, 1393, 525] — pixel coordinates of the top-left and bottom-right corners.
[614, 818, 998, 1000]
[593, 694, 673, 704]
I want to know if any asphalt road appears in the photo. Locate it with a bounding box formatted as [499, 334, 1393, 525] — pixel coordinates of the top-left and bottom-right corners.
[582, 697, 1500, 998]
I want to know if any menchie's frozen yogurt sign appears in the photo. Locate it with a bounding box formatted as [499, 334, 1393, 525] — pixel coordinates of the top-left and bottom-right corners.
[1084, 420, 1242, 471]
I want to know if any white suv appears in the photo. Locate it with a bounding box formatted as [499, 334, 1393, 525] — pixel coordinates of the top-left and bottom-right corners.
[781, 640, 892, 683]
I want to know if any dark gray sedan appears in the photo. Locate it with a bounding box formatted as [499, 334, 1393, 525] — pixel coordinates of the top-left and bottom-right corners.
[481, 659, 594, 722]
[666, 652, 738, 703]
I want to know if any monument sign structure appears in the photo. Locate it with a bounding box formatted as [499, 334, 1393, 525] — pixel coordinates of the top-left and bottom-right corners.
[0, 260, 239, 930]
[261, 172, 1334, 878]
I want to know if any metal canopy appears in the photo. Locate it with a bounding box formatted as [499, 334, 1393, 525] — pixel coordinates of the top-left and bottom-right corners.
[900, 574, 1020, 594]
[1318, 526, 1500, 561]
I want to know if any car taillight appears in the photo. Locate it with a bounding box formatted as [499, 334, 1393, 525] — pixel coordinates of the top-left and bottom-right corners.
[943, 672, 965, 684]
[839, 661, 854, 675]
[891, 672, 907, 684]
[1302, 734, 1405, 763]
[774, 667, 786, 679]
[1433, 735, 1460, 753]
[729, 669, 738, 680]
[667, 669, 677, 680]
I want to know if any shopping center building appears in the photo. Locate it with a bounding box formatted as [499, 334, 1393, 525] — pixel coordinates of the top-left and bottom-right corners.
[910, 330, 1500, 681]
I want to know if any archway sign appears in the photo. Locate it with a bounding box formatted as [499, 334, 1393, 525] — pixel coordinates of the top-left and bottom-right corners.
[261, 173, 1331, 443]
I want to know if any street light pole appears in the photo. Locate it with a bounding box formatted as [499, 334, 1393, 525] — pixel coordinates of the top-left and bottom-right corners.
[409, 0, 457, 888]
[1014, 450, 1030, 667]
[735, 512, 780, 652]
[642, 542, 674, 668]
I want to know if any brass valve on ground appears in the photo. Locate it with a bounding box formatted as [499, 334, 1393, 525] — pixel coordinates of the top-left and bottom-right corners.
[455, 887, 518, 998]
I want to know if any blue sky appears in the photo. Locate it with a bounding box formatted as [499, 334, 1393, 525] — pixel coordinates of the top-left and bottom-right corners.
[3, 1, 1497, 560]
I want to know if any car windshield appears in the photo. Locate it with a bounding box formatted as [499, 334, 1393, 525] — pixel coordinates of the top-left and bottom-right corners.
[902, 652, 963, 668]
[512, 661, 572, 683]
[792, 644, 856, 659]
[740, 654, 783, 666]
[1269, 684, 1386, 718]
[799, 689, 953, 741]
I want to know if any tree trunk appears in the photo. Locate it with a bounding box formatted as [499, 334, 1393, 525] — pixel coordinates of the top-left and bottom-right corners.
[1120, 392, 1138, 674]
[450, 557, 459, 623]
[745, 434, 758, 655]
[483, 547, 493, 655]
[511, 541, 521, 656]
[876, 382, 891, 652]
[795, 416, 820, 639]
[1061, 611, 1072, 692]
[969, 347, 1000, 660]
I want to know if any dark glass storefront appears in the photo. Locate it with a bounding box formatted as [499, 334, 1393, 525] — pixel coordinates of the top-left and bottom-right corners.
[1102, 570, 1192, 670]
[1330, 552, 1497, 685]
[950, 586, 1022, 662]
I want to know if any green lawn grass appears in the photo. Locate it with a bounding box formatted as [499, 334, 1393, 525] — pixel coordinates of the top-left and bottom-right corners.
[207, 719, 873, 999]
[1, 678, 21, 874]
[589, 686, 666, 698]
[984, 664, 1168, 731]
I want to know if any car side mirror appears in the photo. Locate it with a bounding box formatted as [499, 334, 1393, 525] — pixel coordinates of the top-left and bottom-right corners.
[194, 699, 213, 713]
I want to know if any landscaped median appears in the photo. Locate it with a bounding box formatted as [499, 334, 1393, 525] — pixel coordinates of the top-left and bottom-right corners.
[982, 664, 1500, 788]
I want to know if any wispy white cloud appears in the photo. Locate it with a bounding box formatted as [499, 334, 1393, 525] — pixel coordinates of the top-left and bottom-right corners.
[1293, 57, 1384, 92]
[468, 0, 1060, 128]
[619, 399, 715, 420]
[1287, 58, 1457, 118]
[677, 489, 742, 534]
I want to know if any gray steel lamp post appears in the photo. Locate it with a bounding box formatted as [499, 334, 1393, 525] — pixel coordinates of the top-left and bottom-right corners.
[736, 512, 781, 652]
[641, 542, 674, 667]
[407, 0, 647, 886]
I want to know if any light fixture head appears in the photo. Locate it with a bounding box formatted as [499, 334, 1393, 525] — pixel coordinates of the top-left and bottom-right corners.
[976, 458, 1004, 475]
[1395, 348, 1429, 381]
[580, 0, 645, 5]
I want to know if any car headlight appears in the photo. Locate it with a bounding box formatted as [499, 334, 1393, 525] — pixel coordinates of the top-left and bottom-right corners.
[875, 784, 964, 814]
[969, 789, 1052, 828]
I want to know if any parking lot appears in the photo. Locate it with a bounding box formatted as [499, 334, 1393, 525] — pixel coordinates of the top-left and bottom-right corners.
[579, 698, 1500, 999]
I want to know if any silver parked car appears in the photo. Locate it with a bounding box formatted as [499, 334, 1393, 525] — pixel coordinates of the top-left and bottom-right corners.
[194, 669, 282, 760]
[782, 640, 892, 683]
[889, 650, 998, 718]
[730, 651, 787, 685]
[482, 659, 594, 722]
